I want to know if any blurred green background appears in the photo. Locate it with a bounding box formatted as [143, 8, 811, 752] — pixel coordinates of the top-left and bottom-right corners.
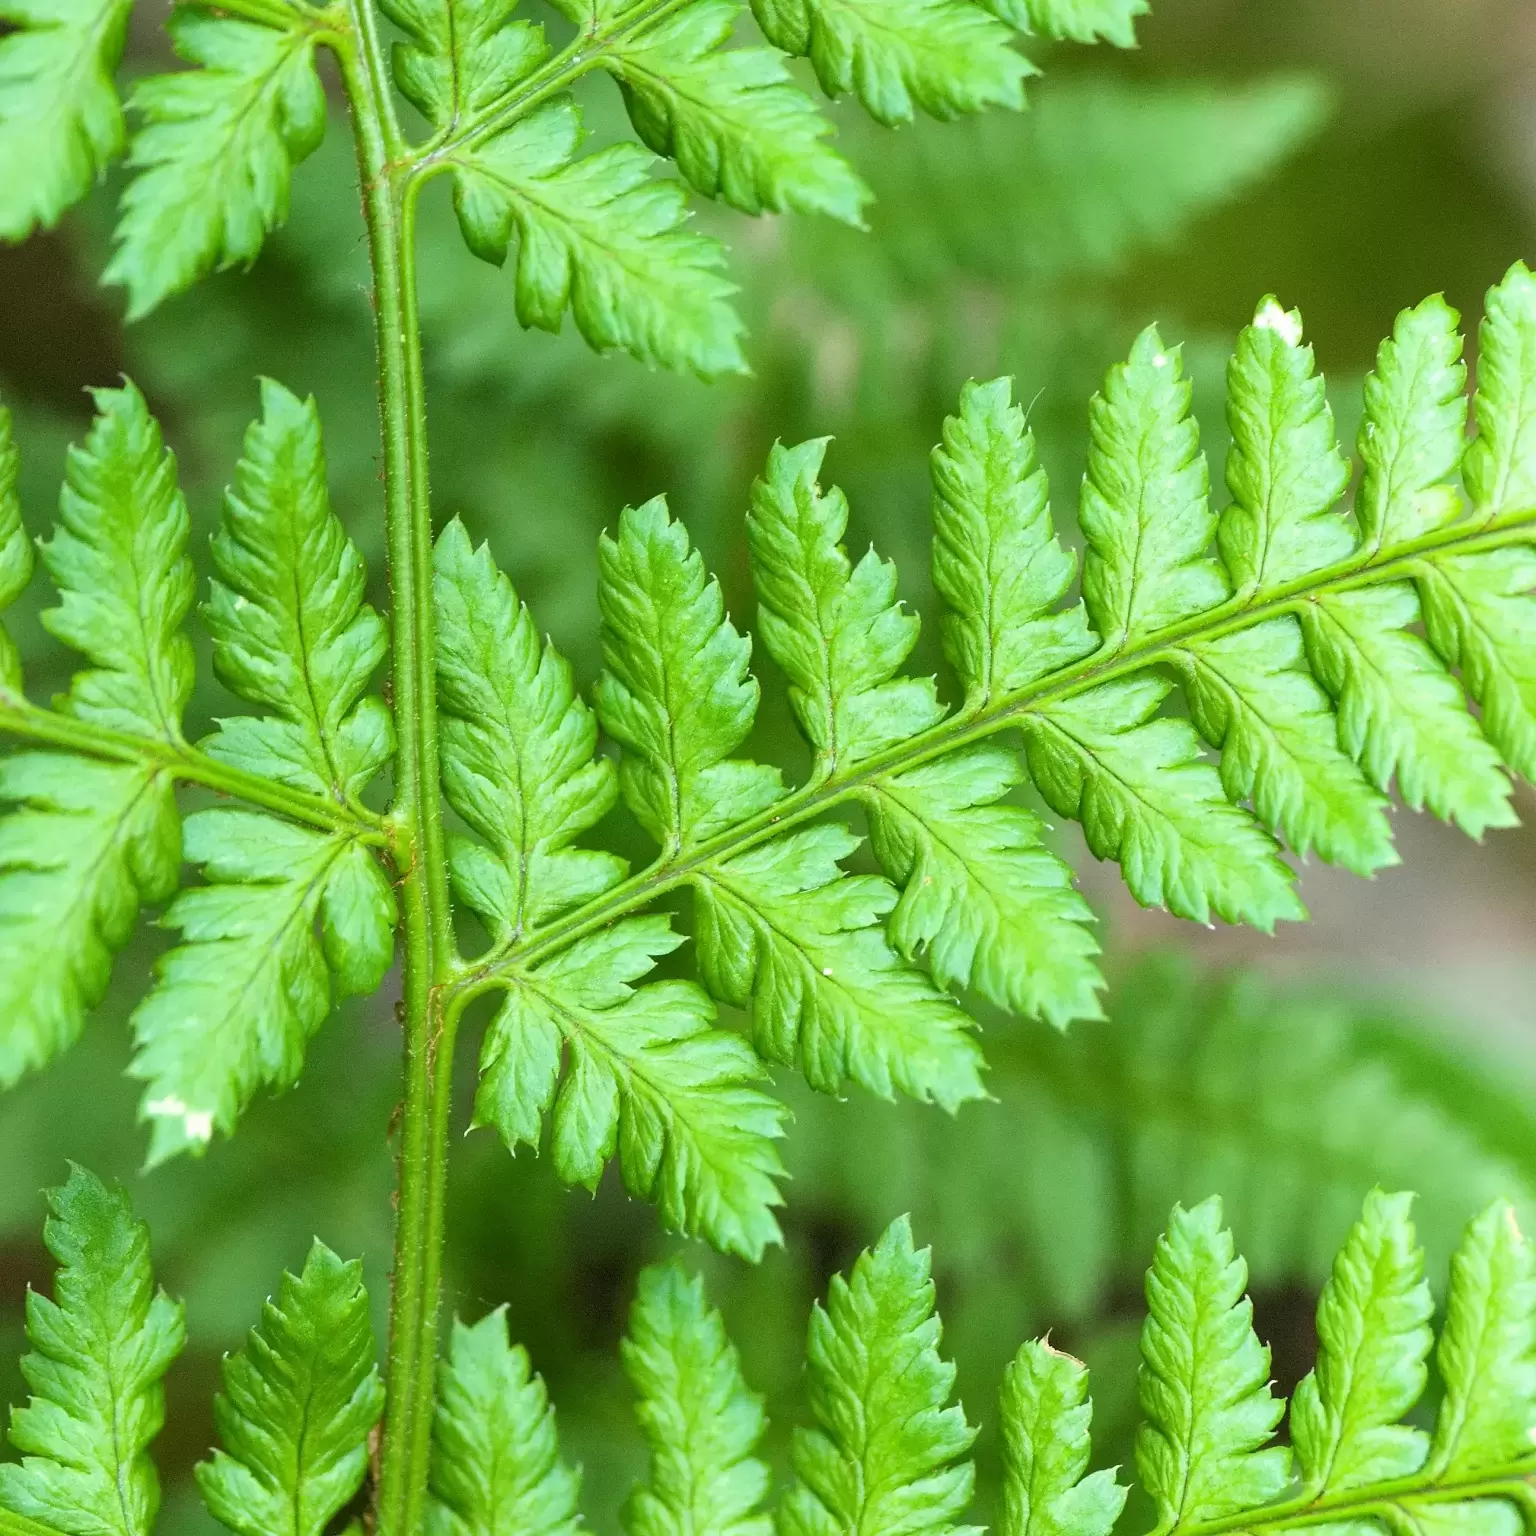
[4, 0, 1536, 1530]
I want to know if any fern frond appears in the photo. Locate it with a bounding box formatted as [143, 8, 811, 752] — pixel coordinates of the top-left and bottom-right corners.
[449, 273, 1536, 1236]
[621, 1264, 771, 1536]
[477, 915, 787, 1259]
[104, 7, 330, 318]
[0, 0, 131, 239]
[396, 0, 1133, 371]
[0, 1166, 185, 1536]
[779, 1214, 979, 1536]
[197, 1241, 385, 1536]
[428, 1309, 581, 1536]
[202, 378, 393, 805]
[0, 407, 32, 693]
[130, 808, 396, 1163]
[568, 1188, 1536, 1536]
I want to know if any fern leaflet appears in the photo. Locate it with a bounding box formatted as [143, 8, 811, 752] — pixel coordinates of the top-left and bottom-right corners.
[428, 1308, 581, 1536]
[0, 1167, 185, 1536]
[197, 1241, 385, 1536]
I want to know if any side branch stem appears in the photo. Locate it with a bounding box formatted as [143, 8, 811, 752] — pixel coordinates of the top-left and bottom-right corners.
[1168, 1462, 1536, 1536]
[335, 17, 456, 1536]
[0, 697, 381, 837]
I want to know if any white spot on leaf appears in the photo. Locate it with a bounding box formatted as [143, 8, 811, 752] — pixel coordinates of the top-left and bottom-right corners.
[146, 1094, 213, 1144]
[1254, 297, 1303, 346]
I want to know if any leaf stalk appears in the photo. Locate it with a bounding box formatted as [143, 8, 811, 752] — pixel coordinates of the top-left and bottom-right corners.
[334, 14, 456, 1534]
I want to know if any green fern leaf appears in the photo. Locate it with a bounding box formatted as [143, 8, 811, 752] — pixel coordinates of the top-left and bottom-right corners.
[1299, 585, 1516, 836]
[1290, 1189, 1434, 1495]
[476, 915, 787, 1259]
[202, 379, 392, 803]
[0, 756, 179, 1087]
[41, 381, 194, 740]
[0, 1166, 185, 1536]
[1218, 298, 1354, 595]
[1416, 549, 1536, 782]
[1465, 261, 1536, 517]
[694, 823, 986, 1109]
[607, 0, 868, 224]
[1355, 294, 1466, 552]
[1024, 678, 1304, 928]
[864, 746, 1102, 1026]
[0, 406, 31, 692]
[779, 1215, 979, 1536]
[130, 809, 396, 1164]
[998, 1340, 1126, 1536]
[750, 0, 1030, 126]
[104, 10, 326, 319]
[197, 1241, 385, 1536]
[447, 99, 746, 377]
[1175, 619, 1396, 875]
[1135, 1197, 1291, 1533]
[1080, 326, 1228, 646]
[380, 0, 545, 130]
[428, 1309, 581, 1536]
[747, 437, 944, 771]
[435, 518, 622, 942]
[993, 0, 1146, 45]
[0, 0, 131, 239]
[621, 1265, 770, 1536]
[1428, 1200, 1536, 1479]
[596, 495, 782, 851]
[929, 377, 1096, 705]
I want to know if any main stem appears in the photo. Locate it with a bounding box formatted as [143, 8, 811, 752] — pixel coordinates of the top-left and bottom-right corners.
[336, 16, 457, 1536]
